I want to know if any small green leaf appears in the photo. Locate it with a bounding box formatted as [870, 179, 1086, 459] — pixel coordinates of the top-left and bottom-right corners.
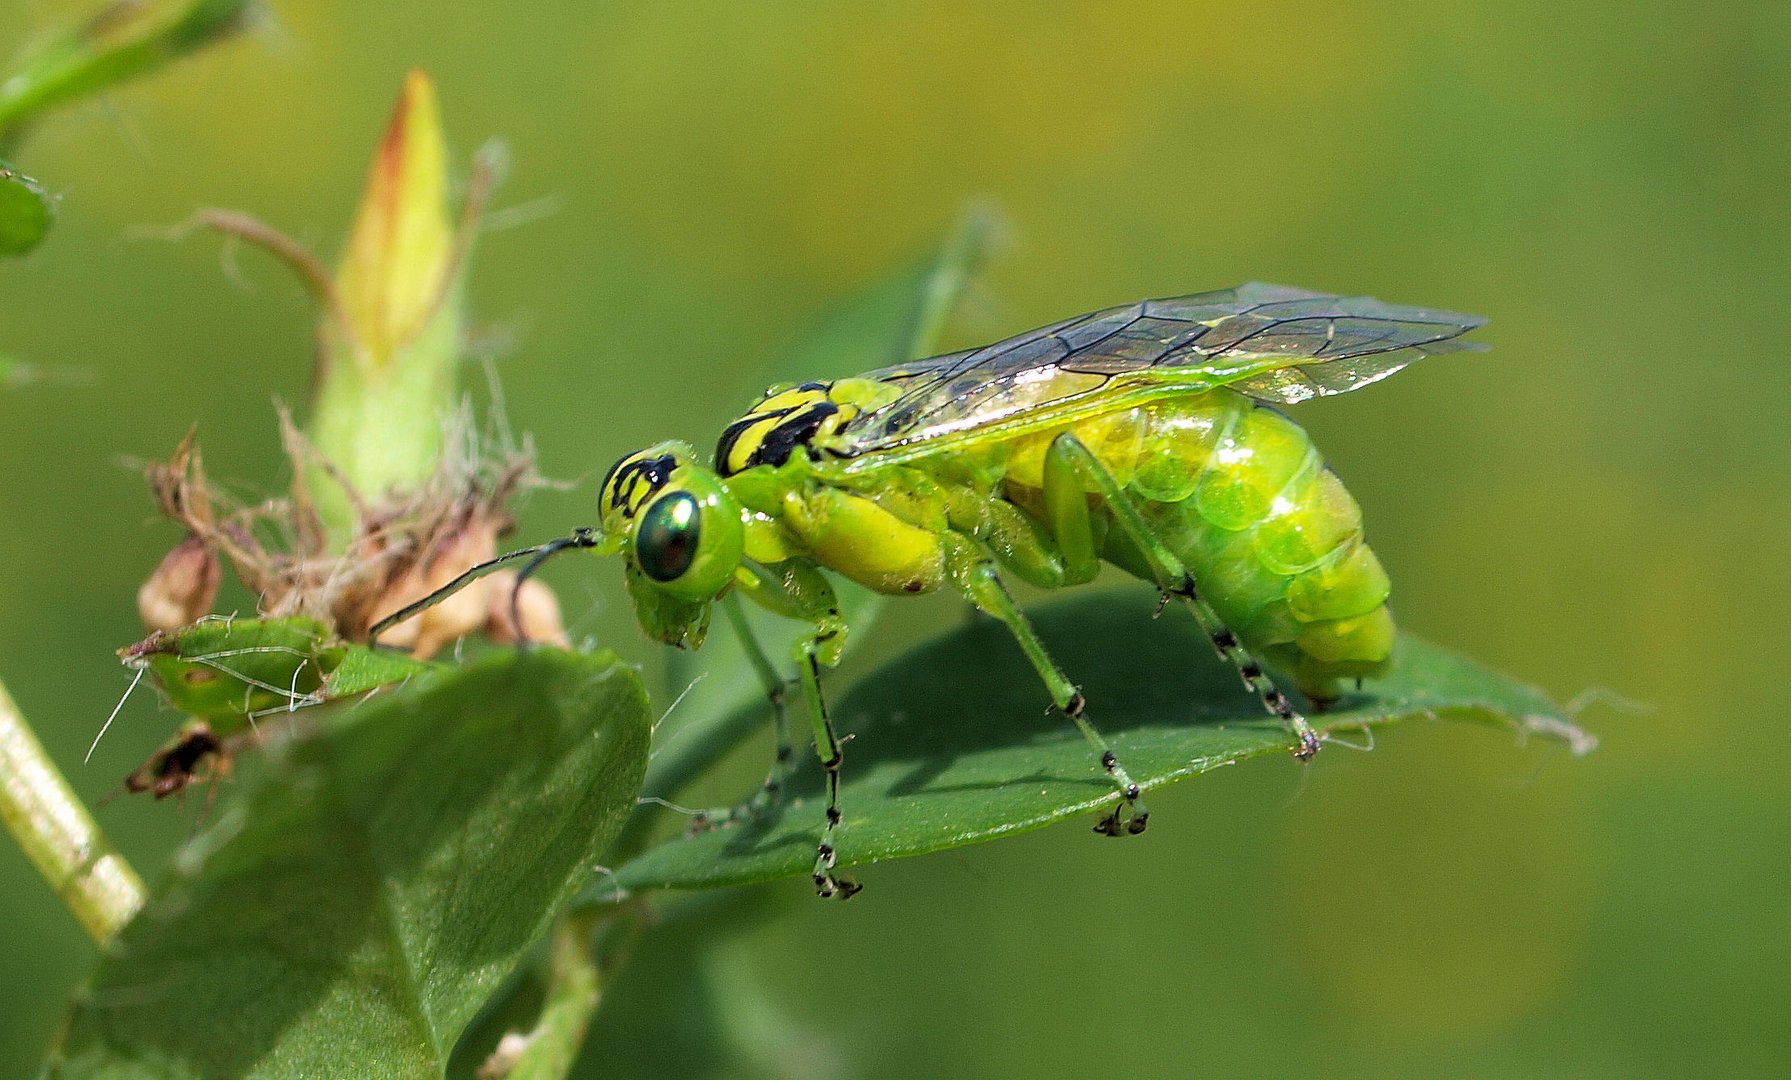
[123, 618, 429, 737]
[648, 205, 996, 808]
[0, 0, 253, 140]
[0, 164, 53, 255]
[609, 590, 1590, 894]
[326, 640, 438, 698]
[50, 648, 651, 1079]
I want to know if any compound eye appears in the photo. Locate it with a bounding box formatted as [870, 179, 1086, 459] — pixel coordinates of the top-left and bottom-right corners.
[635, 491, 701, 583]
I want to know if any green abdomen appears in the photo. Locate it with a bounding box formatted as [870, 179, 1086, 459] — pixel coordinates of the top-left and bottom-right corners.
[1004, 389, 1395, 701]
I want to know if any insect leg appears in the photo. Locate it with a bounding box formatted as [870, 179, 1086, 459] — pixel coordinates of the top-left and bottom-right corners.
[794, 617, 859, 899]
[724, 561, 856, 895]
[1045, 435, 1321, 761]
[1040, 444, 1102, 585]
[687, 595, 795, 832]
[943, 535, 1148, 836]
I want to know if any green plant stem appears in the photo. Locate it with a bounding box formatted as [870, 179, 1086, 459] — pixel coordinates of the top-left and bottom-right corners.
[489, 906, 625, 1080]
[0, 674, 144, 943]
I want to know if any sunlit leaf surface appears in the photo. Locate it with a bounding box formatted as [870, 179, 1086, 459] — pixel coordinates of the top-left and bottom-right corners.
[611, 590, 1589, 894]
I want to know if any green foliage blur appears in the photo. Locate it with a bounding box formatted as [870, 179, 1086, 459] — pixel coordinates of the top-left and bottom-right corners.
[1, 2, 1785, 1077]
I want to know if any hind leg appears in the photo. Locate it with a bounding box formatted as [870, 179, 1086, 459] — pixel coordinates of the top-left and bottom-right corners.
[1045, 434, 1321, 761]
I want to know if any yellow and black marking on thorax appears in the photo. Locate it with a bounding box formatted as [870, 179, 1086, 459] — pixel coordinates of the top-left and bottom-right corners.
[715, 380, 896, 476]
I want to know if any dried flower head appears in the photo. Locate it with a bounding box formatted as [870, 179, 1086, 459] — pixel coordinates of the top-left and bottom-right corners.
[137, 533, 221, 632]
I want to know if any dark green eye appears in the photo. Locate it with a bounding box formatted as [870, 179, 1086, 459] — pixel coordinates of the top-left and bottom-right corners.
[636, 492, 701, 582]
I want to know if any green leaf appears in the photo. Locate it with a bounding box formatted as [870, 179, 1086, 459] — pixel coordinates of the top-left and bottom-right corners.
[646, 205, 996, 809]
[123, 618, 430, 737]
[0, 164, 53, 255]
[49, 648, 651, 1080]
[607, 590, 1591, 894]
[0, 0, 252, 141]
[326, 640, 439, 698]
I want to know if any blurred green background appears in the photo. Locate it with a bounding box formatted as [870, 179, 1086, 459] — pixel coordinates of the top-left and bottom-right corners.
[2, 1, 1787, 1077]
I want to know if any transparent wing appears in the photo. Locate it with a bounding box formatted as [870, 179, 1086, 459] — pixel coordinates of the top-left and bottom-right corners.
[839, 283, 1485, 455]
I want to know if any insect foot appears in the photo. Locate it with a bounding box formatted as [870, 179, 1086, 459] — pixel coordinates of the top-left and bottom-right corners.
[812, 844, 863, 900]
[682, 792, 774, 836]
[1293, 728, 1322, 762]
[1092, 754, 1150, 836]
[684, 811, 723, 836]
[1093, 793, 1150, 837]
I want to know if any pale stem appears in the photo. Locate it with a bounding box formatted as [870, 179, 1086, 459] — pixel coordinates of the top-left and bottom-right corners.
[0, 674, 145, 943]
[481, 906, 616, 1080]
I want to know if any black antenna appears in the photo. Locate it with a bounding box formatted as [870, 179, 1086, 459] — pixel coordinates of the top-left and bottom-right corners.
[369, 527, 600, 646]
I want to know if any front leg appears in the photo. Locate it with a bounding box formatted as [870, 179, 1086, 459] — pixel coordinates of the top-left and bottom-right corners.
[793, 608, 859, 899]
[686, 594, 795, 833]
[733, 559, 860, 898]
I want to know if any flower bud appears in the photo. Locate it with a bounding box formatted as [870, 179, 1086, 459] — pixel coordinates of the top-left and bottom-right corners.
[185, 69, 502, 552]
[334, 68, 454, 369]
[307, 69, 468, 538]
[137, 533, 221, 631]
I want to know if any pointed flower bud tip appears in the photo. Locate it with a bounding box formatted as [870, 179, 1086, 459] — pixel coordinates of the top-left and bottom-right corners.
[335, 68, 453, 369]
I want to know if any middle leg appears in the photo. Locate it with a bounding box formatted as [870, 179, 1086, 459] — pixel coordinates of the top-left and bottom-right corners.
[943, 534, 1149, 836]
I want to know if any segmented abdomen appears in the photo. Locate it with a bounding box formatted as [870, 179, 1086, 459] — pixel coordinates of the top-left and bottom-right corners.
[1000, 389, 1394, 700]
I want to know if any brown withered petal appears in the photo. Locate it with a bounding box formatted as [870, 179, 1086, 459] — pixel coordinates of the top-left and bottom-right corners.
[137, 533, 221, 632]
[124, 722, 226, 802]
[404, 518, 498, 658]
[367, 578, 425, 652]
[139, 406, 539, 648]
[484, 571, 570, 649]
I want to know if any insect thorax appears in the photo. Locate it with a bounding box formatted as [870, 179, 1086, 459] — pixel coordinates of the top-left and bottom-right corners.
[714, 379, 899, 477]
